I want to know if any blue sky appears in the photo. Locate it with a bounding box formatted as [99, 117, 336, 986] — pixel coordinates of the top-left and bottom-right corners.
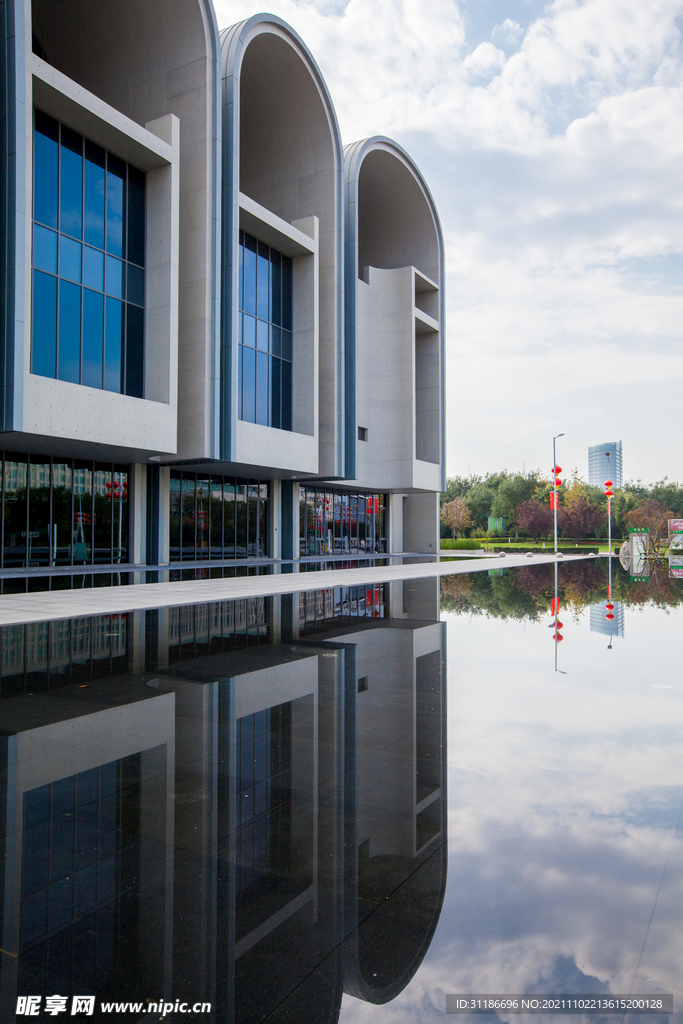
[214, 0, 683, 484]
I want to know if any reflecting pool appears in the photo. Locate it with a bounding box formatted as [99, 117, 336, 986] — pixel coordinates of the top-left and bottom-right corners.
[349, 561, 682, 1023]
[0, 562, 681, 1023]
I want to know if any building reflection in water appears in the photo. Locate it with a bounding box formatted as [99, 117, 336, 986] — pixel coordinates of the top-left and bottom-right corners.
[589, 601, 624, 639]
[0, 578, 446, 1021]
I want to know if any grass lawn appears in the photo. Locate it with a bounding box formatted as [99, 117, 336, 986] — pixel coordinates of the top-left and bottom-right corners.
[441, 539, 621, 553]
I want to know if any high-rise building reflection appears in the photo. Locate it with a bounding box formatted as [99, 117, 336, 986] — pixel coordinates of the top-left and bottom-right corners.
[0, 581, 446, 1021]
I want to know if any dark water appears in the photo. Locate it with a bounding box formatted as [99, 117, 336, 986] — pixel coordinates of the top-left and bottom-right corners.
[0, 562, 681, 1022]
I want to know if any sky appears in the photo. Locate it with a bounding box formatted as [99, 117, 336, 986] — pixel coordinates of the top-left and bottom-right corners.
[213, 0, 683, 485]
[336, 603, 683, 1022]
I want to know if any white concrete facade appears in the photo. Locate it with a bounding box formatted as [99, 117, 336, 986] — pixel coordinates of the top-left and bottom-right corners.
[0, 3, 446, 587]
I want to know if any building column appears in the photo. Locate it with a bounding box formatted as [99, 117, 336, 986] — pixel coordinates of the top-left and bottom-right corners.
[129, 464, 146, 566]
[388, 492, 405, 554]
[402, 492, 439, 555]
[270, 478, 282, 561]
[158, 466, 171, 565]
[280, 481, 299, 569]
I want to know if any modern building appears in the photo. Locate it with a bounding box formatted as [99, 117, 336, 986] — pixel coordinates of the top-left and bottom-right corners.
[0, 2, 445, 591]
[588, 441, 622, 489]
[590, 600, 624, 639]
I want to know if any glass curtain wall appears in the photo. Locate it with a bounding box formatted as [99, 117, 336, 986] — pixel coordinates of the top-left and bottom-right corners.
[0, 453, 129, 571]
[234, 699, 314, 944]
[32, 110, 145, 397]
[298, 583, 387, 633]
[1, 615, 127, 697]
[235, 704, 293, 901]
[165, 598, 271, 661]
[18, 751, 161, 993]
[169, 471, 269, 562]
[298, 487, 387, 556]
[238, 231, 292, 430]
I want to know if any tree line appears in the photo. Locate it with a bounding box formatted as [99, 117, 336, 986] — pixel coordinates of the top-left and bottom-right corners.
[440, 559, 683, 620]
[440, 471, 683, 544]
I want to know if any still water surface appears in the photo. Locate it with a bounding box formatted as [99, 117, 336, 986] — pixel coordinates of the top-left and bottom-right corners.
[0, 563, 680, 1022]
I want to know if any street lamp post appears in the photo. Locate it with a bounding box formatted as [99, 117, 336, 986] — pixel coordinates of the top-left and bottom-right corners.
[553, 433, 565, 556]
[605, 451, 612, 557]
[604, 451, 615, 648]
[552, 433, 565, 673]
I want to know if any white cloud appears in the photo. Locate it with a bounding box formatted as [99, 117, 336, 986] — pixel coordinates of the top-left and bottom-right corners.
[461, 41, 507, 78]
[336, 607, 683, 1022]
[492, 17, 524, 45]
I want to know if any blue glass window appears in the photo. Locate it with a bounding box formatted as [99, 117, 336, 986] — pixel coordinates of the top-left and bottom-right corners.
[58, 280, 81, 383]
[32, 271, 57, 378]
[33, 224, 57, 274]
[60, 235, 82, 283]
[82, 290, 104, 388]
[83, 246, 104, 291]
[31, 111, 145, 396]
[104, 298, 123, 393]
[238, 231, 293, 430]
[105, 255, 124, 298]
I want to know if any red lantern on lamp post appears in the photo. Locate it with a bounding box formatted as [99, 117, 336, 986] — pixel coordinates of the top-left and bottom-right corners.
[550, 449, 564, 531]
[604, 479, 613, 557]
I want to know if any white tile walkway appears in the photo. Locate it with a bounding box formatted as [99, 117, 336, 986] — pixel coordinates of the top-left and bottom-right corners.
[0, 553, 591, 626]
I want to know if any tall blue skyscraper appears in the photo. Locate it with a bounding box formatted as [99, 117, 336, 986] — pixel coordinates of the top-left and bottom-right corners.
[589, 441, 623, 488]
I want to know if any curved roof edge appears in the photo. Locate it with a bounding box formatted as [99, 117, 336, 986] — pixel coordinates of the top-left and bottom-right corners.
[220, 14, 344, 152]
[343, 137, 446, 488]
[342, 839, 448, 1004]
[202, 0, 223, 461]
[217, 14, 346, 473]
[344, 136, 445, 268]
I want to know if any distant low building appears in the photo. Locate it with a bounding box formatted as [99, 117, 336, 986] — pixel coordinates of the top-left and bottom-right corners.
[588, 441, 623, 488]
[488, 516, 508, 533]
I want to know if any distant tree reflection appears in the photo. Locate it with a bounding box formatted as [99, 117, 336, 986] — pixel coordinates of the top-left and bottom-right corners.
[441, 559, 683, 618]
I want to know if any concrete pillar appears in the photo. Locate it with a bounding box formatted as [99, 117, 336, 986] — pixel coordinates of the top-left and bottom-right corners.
[128, 464, 146, 567]
[270, 478, 282, 560]
[388, 492, 405, 553]
[280, 481, 299, 568]
[158, 466, 171, 565]
[402, 492, 439, 555]
[403, 577, 440, 620]
[128, 610, 146, 674]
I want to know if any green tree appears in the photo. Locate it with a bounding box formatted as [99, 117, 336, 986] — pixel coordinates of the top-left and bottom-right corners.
[558, 496, 606, 544]
[625, 499, 674, 556]
[490, 472, 542, 519]
[610, 489, 640, 538]
[650, 479, 683, 517]
[441, 475, 482, 505]
[514, 499, 553, 542]
[440, 498, 473, 538]
[464, 483, 498, 529]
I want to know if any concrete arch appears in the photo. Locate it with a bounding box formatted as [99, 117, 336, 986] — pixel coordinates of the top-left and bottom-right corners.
[30, 0, 221, 133]
[343, 841, 448, 1004]
[344, 138, 445, 484]
[345, 138, 442, 285]
[220, 16, 344, 471]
